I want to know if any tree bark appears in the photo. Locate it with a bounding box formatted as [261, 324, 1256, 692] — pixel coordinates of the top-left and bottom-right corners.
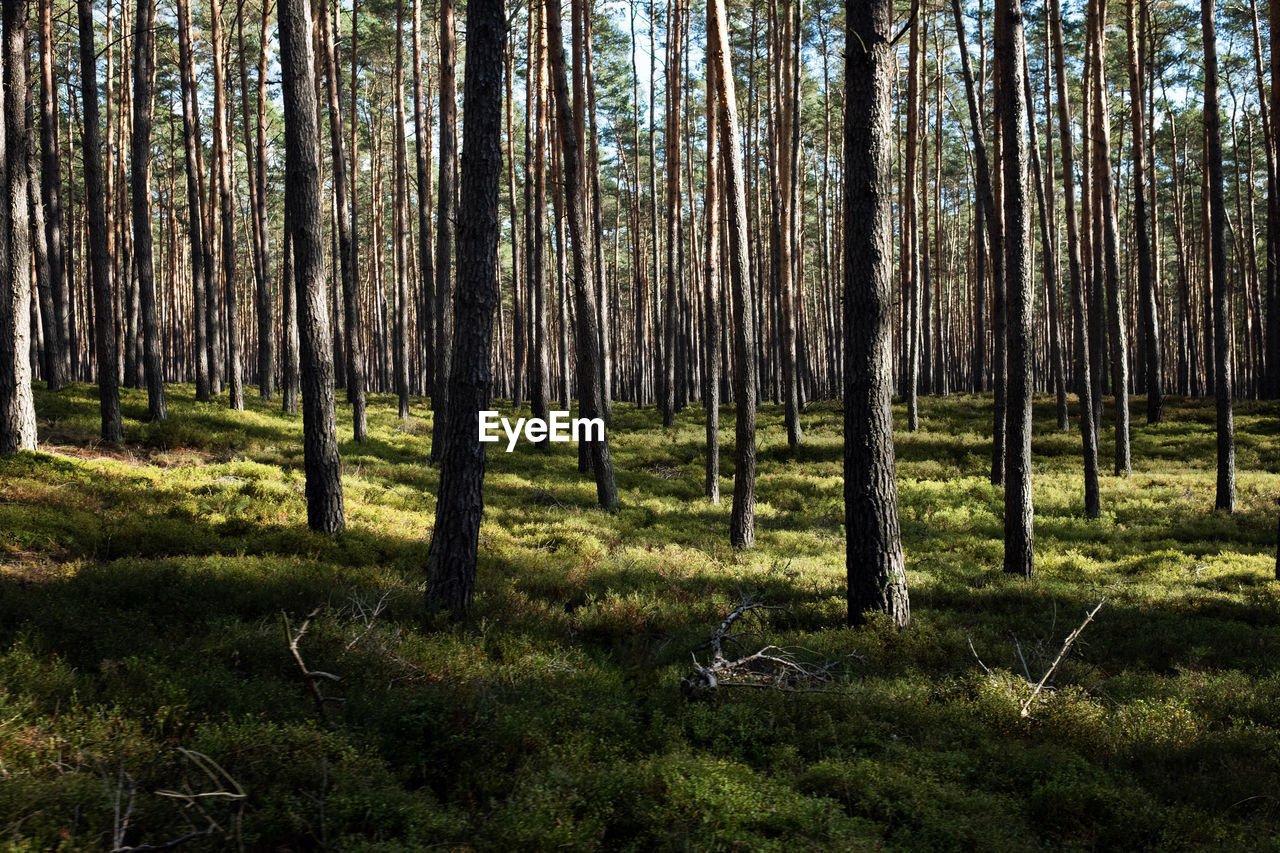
[1127, 0, 1161, 423]
[431, 0, 458, 462]
[708, 0, 756, 548]
[1050, 0, 1100, 518]
[78, 0, 123, 442]
[279, 0, 345, 533]
[1, 0, 38, 453]
[999, 0, 1034, 578]
[424, 0, 504, 612]
[844, 0, 909, 627]
[1202, 0, 1235, 511]
[176, 0, 210, 401]
[546, 0, 618, 508]
[131, 0, 165, 421]
[37, 0, 69, 389]
[211, 0, 242, 409]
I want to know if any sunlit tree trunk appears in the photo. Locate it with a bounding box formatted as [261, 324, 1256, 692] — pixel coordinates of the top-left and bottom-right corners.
[1, 0, 38, 452]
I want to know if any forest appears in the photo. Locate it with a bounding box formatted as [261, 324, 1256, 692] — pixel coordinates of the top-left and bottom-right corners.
[0, 0, 1279, 846]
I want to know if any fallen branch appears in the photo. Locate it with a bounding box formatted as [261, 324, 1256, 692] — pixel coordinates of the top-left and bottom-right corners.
[682, 599, 859, 697]
[1020, 597, 1105, 717]
[283, 608, 344, 722]
[113, 749, 246, 852]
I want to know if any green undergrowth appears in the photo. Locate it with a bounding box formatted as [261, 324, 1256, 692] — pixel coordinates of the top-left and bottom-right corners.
[2, 384, 1280, 850]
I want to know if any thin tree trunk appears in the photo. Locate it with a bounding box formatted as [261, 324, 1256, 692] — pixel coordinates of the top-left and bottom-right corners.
[315, 0, 367, 439]
[211, 0, 242, 409]
[431, 0, 458, 462]
[394, 0, 411, 419]
[38, 0, 69, 389]
[704, 30, 720, 505]
[176, 0, 210, 401]
[78, 0, 123, 442]
[1202, 0, 1235, 511]
[1128, 0, 1161, 423]
[131, 0, 165, 421]
[708, 0, 756, 548]
[547, 0, 618, 508]
[1050, 0, 1100, 518]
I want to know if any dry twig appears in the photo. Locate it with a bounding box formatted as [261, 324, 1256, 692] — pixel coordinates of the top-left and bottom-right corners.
[283, 607, 344, 722]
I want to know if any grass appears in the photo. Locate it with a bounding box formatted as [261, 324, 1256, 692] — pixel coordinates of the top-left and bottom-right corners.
[2, 383, 1280, 850]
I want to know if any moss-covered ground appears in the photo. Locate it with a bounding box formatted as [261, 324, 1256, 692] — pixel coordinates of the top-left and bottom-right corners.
[2, 384, 1280, 850]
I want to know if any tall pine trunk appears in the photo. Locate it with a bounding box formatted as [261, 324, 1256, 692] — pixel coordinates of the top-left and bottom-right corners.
[844, 0, 909, 627]
[78, 0, 123, 442]
[279, 0, 345, 533]
[424, 0, 504, 612]
[131, 0, 165, 421]
[1202, 0, 1235, 511]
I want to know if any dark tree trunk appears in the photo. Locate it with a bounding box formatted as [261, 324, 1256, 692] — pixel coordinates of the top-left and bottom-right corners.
[413, 0, 435, 402]
[1, 0, 38, 452]
[951, 0, 1005, 482]
[78, 0, 123, 442]
[1050, 0, 1100, 518]
[999, 0, 1034, 578]
[547, 0, 618, 509]
[432, 0, 458, 463]
[211, 0, 242, 410]
[425, 0, 504, 612]
[708, 0, 756, 548]
[317, 0, 366, 438]
[281, 214, 299, 414]
[843, 0, 909, 627]
[1202, 0, 1235, 512]
[131, 0, 165, 421]
[393, 0, 411, 419]
[279, 0, 345, 533]
[176, 0, 210, 401]
[1127, 0, 1161, 424]
[704, 34, 721, 505]
[37, 0, 69, 390]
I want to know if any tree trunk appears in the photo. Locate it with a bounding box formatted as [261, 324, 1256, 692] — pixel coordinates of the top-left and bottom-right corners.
[279, 0, 345, 533]
[999, 0, 1034, 578]
[1089, 0, 1130, 475]
[1050, 0, 1100, 518]
[1, 0, 38, 453]
[211, 0, 242, 409]
[175, 0, 209, 400]
[131, 0, 165, 421]
[1202, 0, 1235, 512]
[844, 0, 909, 627]
[393, 0, 411, 419]
[704, 32, 720, 505]
[547, 0, 618, 508]
[1127, 0, 1161, 423]
[316, 0, 366, 436]
[431, 0, 457, 462]
[78, 0, 123, 442]
[708, 0, 756, 548]
[424, 0, 504, 612]
[37, 0, 69, 389]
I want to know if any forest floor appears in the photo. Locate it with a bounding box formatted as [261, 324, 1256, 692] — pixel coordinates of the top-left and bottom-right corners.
[2, 385, 1280, 850]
